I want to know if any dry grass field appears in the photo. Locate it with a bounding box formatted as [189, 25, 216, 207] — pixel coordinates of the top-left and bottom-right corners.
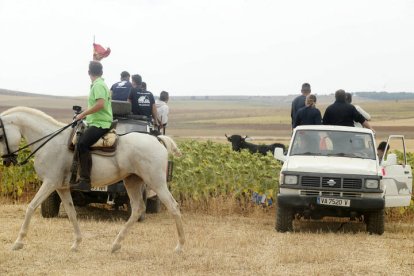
[1, 91, 414, 274]
[0, 204, 413, 275]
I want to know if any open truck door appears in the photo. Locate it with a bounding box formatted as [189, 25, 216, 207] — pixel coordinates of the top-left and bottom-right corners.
[382, 135, 413, 207]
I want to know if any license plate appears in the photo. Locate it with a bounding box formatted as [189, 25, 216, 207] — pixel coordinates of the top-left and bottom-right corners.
[91, 186, 108, 192]
[317, 197, 350, 207]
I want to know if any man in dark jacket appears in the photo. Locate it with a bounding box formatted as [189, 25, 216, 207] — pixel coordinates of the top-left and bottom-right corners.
[293, 94, 322, 128]
[110, 71, 132, 101]
[128, 75, 160, 126]
[323, 89, 373, 130]
[291, 83, 311, 128]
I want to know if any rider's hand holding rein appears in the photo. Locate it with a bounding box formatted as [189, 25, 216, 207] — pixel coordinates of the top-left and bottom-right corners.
[75, 98, 105, 121]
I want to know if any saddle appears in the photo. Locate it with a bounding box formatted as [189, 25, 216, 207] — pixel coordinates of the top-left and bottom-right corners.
[68, 120, 118, 153]
[68, 121, 118, 185]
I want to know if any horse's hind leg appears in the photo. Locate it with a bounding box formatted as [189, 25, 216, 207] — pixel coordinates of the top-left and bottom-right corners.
[12, 179, 57, 250]
[56, 188, 82, 252]
[151, 183, 185, 253]
[111, 175, 145, 253]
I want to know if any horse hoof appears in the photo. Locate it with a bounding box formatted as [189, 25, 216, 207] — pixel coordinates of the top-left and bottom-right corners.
[174, 244, 183, 253]
[111, 244, 121, 253]
[12, 242, 24, 251]
[70, 245, 78, 252]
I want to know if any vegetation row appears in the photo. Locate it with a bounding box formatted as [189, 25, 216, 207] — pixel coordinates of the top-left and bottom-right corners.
[0, 140, 413, 217]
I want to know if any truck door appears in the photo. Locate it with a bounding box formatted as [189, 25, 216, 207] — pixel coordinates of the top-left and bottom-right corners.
[382, 135, 413, 207]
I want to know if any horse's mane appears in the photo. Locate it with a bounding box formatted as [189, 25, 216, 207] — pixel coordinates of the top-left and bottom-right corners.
[1, 106, 66, 127]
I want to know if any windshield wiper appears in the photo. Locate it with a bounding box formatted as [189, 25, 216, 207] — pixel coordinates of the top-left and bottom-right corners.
[293, 152, 323, 156]
[327, 152, 366, 158]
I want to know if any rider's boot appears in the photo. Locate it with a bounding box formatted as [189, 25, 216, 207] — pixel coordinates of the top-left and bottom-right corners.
[71, 151, 92, 192]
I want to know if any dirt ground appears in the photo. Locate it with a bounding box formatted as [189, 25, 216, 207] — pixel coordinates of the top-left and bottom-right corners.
[0, 204, 413, 275]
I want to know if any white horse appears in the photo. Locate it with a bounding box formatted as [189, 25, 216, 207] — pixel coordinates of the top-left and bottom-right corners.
[0, 106, 185, 253]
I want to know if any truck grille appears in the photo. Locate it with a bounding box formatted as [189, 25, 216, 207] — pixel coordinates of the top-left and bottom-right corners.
[299, 176, 363, 190]
[322, 177, 341, 188]
[342, 178, 362, 189]
[301, 176, 320, 187]
[300, 190, 362, 197]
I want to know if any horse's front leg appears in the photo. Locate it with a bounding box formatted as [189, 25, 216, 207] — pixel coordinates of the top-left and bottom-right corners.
[12, 180, 57, 250]
[111, 175, 145, 253]
[56, 188, 82, 252]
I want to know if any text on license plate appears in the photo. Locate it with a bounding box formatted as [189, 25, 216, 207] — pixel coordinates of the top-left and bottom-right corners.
[317, 197, 350, 207]
[91, 186, 108, 192]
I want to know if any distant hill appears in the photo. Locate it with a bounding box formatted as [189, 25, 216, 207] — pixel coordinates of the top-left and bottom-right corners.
[1, 88, 413, 105]
[0, 88, 83, 99]
[0, 88, 86, 122]
[354, 92, 414, 101]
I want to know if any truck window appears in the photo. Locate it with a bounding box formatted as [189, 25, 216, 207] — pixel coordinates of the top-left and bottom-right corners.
[290, 130, 376, 160]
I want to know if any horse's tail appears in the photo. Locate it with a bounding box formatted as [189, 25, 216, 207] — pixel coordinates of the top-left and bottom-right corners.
[157, 135, 182, 157]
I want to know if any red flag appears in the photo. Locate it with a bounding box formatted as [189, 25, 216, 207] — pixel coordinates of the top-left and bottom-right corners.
[93, 43, 111, 61]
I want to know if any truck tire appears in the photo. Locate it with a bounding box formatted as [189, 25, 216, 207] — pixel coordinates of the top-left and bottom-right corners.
[146, 196, 161, 213]
[275, 207, 293, 232]
[366, 209, 384, 235]
[41, 192, 61, 218]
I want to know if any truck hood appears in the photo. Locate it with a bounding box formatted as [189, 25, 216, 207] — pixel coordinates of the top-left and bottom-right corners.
[284, 156, 378, 175]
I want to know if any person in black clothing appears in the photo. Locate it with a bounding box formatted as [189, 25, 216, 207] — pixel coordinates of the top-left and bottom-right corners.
[128, 74, 160, 126]
[293, 94, 322, 128]
[323, 89, 374, 130]
[110, 71, 132, 101]
[291, 83, 311, 128]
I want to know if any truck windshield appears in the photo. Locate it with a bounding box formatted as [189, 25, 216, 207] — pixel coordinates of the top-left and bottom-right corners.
[290, 130, 376, 160]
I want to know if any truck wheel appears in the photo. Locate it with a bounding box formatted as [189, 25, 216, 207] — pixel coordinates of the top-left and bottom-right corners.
[275, 207, 293, 232]
[126, 190, 147, 222]
[41, 192, 61, 218]
[146, 196, 161, 213]
[366, 209, 384, 235]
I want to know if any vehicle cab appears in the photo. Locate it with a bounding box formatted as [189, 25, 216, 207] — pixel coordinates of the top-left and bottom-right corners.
[274, 125, 412, 234]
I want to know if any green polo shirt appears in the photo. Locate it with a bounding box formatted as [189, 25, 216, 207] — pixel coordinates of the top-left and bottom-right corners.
[86, 77, 113, 129]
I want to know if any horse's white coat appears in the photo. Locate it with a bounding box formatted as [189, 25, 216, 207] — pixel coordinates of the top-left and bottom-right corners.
[0, 107, 185, 253]
[158, 135, 182, 157]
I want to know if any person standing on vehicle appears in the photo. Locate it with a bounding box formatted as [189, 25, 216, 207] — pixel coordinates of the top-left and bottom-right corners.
[345, 92, 371, 128]
[323, 89, 374, 130]
[128, 74, 160, 127]
[156, 91, 169, 134]
[71, 61, 113, 191]
[110, 71, 132, 101]
[291, 83, 311, 128]
[293, 94, 322, 128]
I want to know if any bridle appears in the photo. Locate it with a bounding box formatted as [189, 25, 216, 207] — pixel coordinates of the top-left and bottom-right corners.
[0, 116, 78, 166]
[0, 117, 17, 166]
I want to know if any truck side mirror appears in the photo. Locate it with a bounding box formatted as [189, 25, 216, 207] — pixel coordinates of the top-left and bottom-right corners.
[274, 147, 286, 162]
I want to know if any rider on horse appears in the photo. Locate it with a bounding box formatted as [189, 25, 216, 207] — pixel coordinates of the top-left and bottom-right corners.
[70, 61, 113, 191]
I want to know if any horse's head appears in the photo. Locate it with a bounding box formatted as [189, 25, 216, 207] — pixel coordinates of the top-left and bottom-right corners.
[0, 116, 22, 167]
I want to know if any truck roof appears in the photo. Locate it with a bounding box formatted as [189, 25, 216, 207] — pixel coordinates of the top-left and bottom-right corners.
[294, 125, 374, 134]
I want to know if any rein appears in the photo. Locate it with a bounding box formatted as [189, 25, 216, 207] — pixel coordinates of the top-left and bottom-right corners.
[0, 117, 78, 166]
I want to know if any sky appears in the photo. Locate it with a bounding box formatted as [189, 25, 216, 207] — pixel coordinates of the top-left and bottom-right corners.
[0, 0, 413, 97]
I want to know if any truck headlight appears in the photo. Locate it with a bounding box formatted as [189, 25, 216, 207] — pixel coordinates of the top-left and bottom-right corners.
[365, 179, 379, 189]
[284, 175, 298, 185]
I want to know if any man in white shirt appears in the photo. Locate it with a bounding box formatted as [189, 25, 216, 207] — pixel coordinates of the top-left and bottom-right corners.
[156, 91, 169, 134]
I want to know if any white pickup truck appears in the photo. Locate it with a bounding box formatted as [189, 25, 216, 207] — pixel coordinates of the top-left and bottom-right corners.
[274, 125, 413, 234]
